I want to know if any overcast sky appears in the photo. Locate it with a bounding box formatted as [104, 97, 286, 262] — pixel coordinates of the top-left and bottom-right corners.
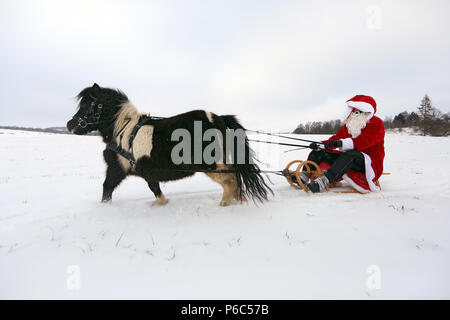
[1, 0, 449, 130]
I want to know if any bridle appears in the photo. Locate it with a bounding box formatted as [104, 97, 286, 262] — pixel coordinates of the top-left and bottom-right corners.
[72, 96, 105, 129]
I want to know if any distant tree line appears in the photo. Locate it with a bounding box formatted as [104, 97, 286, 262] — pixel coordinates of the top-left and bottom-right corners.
[293, 120, 342, 134]
[384, 95, 449, 136]
[292, 95, 449, 136]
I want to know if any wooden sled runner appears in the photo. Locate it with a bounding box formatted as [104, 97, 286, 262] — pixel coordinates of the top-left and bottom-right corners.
[283, 160, 390, 194]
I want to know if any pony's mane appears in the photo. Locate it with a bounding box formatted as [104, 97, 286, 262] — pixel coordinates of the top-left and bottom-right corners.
[76, 87, 129, 102]
[74, 86, 129, 114]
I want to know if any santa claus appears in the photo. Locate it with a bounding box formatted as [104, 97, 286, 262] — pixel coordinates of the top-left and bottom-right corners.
[295, 95, 385, 193]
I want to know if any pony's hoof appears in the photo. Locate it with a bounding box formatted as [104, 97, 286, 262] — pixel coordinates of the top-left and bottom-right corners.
[101, 199, 111, 204]
[219, 199, 231, 207]
[153, 195, 168, 206]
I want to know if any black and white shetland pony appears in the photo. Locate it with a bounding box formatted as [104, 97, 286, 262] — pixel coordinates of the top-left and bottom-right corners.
[67, 83, 272, 206]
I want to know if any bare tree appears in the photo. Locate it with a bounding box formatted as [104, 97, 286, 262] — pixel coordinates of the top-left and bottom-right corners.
[417, 94, 434, 135]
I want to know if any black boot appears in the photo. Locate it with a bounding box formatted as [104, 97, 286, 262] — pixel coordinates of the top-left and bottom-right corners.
[291, 171, 311, 186]
[306, 175, 330, 193]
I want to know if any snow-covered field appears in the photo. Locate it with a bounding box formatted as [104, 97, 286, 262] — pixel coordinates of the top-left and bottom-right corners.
[0, 129, 449, 299]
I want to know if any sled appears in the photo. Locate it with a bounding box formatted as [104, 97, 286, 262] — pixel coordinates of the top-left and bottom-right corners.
[283, 160, 390, 194]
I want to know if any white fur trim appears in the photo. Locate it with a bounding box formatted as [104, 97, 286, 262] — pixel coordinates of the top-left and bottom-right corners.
[361, 152, 380, 192]
[346, 101, 374, 113]
[342, 152, 380, 193]
[343, 101, 375, 121]
[342, 174, 370, 193]
[340, 138, 354, 151]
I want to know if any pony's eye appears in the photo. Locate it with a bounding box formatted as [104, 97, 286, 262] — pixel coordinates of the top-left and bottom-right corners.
[354, 110, 361, 115]
[97, 104, 102, 109]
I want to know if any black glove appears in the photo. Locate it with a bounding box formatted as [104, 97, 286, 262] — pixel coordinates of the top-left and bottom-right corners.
[325, 140, 342, 148]
[309, 142, 320, 150]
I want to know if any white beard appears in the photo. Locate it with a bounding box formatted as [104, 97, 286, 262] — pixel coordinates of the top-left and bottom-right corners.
[345, 112, 370, 138]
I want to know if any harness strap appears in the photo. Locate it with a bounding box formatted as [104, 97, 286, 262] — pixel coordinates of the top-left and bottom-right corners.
[128, 115, 151, 148]
[105, 142, 136, 165]
[105, 115, 154, 167]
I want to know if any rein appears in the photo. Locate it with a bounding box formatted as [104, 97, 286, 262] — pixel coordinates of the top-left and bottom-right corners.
[245, 129, 326, 145]
[247, 139, 312, 149]
[92, 112, 331, 175]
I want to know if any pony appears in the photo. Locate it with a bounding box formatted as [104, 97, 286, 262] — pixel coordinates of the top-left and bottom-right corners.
[66, 83, 272, 206]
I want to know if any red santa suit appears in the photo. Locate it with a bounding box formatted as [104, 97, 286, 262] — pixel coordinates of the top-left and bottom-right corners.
[322, 95, 385, 193]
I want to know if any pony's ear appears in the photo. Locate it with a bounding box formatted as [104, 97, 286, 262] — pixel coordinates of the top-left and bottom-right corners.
[88, 83, 101, 99]
[92, 83, 100, 92]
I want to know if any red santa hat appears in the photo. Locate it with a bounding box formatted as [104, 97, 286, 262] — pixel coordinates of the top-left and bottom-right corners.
[343, 95, 377, 120]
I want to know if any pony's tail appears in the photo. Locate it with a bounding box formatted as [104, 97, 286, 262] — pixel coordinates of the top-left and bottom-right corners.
[221, 115, 273, 203]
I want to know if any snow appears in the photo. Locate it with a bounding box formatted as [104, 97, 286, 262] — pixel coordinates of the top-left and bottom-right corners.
[0, 128, 449, 299]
